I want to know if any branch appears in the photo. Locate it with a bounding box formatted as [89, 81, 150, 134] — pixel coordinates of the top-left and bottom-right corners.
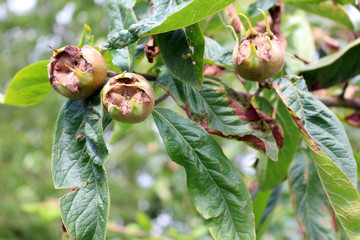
[291, 54, 311, 64]
[316, 96, 360, 111]
[236, 89, 360, 111]
[269, 2, 286, 48]
[155, 92, 170, 105]
[226, 3, 244, 35]
[107, 70, 157, 81]
[339, 82, 348, 99]
[147, 0, 155, 13]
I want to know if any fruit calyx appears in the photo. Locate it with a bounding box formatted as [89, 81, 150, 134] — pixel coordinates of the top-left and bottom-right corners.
[232, 10, 285, 82]
[49, 45, 92, 93]
[48, 45, 107, 99]
[102, 72, 155, 123]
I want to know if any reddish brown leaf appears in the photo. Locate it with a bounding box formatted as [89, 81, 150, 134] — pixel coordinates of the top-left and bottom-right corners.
[256, 111, 284, 147]
[157, 73, 279, 160]
[203, 64, 225, 77]
[345, 113, 360, 127]
[76, 132, 85, 140]
[144, 36, 160, 63]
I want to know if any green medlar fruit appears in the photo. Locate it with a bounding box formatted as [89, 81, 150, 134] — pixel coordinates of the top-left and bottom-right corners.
[232, 10, 285, 82]
[48, 45, 107, 100]
[101, 72, 155, 123]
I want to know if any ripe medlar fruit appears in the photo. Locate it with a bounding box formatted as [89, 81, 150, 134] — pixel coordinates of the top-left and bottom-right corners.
[101, 72, 155, 123]
[48, 45, 107, 99]
[232, 10, 285, 82]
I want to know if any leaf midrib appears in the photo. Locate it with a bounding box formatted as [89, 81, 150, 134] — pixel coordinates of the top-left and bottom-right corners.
[290, 81, 307, 127]
[302, 150, 317, 239]
[177, 79, 234, 135]
[154, 109, 239, 238]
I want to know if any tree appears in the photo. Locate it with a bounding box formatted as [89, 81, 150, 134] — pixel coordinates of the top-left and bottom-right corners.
[1, 0, 360, 239]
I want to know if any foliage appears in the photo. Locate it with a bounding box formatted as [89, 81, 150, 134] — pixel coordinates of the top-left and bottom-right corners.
[1, 0, 360, 239]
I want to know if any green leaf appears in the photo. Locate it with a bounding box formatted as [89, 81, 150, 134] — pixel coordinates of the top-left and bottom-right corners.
[157, 24, 204, 89]
[274, 76, 357, 183]
[156, 71, 279, 160]
[287, 1, 354, 30]
[356, 152, 360, 178]
[252, 184, 282, 237]
[248, 0, 278, 17]
[355, 152, 360, 191]
[52, 94, 111, 240]
[107, 0, 137, 72]
[103, 51, 122, 73]
[273, 76, 360, 237]
[136, 211, 152, 231]
[252, 189, 272, 229]
[118, 0, 135, 8]
[4, 61, 51, 106]
[78, 24, 94, 48]
[337, 216, 352, 240]
[60, 166, 108, 240]
[299, 38, 360, 90]
[289, 149, 337, 240]
[282, 10, 315, 73]
[153, 108, 255, 240]
[256, 95, 301, 190]
[103, 0, 236, 50]
[135, 43, 145, 59]
[204, 36, 234, 70]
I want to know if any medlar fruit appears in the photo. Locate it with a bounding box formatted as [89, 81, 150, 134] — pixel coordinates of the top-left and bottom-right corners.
[48, 45, 107, 99]
[101, 72, 155, 123]
[232, 10, 285, 82]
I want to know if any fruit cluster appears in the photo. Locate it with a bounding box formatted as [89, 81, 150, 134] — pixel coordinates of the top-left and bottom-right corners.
[48, 10, 284, 123]
[48, 45, 154, 123]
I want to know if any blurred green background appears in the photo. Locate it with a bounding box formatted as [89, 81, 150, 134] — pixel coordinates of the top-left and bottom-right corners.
[1, 0, 359, 239]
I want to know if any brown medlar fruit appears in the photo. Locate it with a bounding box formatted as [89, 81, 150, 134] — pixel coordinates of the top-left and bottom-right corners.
[232, 10, 285, 82]
[101, 72, 155, 123]
[48, 45, 107, 99]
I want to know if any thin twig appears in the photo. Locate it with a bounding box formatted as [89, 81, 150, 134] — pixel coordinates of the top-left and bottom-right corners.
[226, 3, 244, 35]
[155, 92, 170, 105]
[107, 70, 121, 77]
[134, 72, 158, 81]
[252, 85, 263, 98]
[269, 2, 286, 48]
[323, 36, 340, 52]
[292, 54, 311, 64]
[339, 82, 349, 99]
[251, 81, 272, 98]
[107, 70, 157, 81]
[147, 0, 155, 13]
